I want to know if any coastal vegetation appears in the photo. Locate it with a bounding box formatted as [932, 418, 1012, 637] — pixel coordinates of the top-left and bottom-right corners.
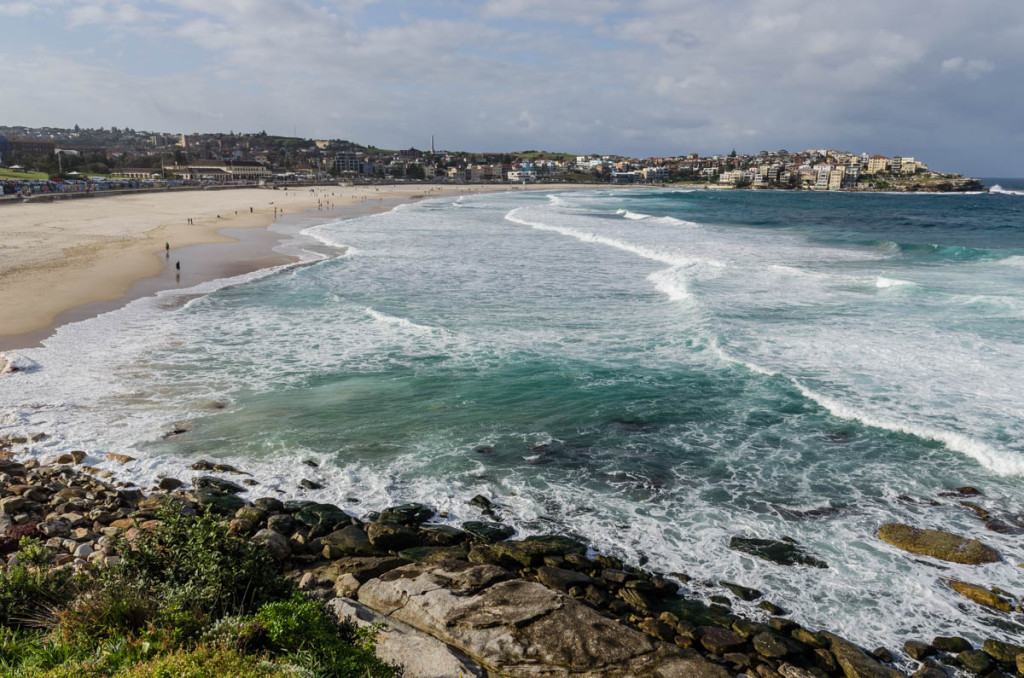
[0, 497, 398, 677]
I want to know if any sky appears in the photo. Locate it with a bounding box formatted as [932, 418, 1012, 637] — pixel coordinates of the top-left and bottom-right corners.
[0, 0, 1021, 175]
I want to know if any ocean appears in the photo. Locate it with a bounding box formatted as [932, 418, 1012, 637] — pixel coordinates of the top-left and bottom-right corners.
[4, 180, 1024, 652]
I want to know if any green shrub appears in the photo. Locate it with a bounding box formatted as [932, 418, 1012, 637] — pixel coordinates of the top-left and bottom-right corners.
[254, 593, 399, 678]
[0, 541, 82, 627]
[112, 503, 290, 629]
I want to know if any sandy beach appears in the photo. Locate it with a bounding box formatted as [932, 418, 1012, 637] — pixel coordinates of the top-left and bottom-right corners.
[0, 183, 570, 349]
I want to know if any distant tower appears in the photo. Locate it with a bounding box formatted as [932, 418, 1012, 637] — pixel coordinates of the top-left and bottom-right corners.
[431, 135, 435, 154]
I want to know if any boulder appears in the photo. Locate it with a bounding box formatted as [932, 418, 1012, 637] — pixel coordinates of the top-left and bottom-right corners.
[721, 581, 762, 601]
[536, 566, 595, 592]
[327, 556, 407, 583]
[876, 524, 1000, 564]
[729, 537, 828, 568]
[945, 580, 1013, 611]
[699, 626, 747, 654]
[191, 488, 244, 515]
[378, 503, 435, 526]
[294, 502, 349, 529]
[492, 535, 587, 568]
[981, 639, 1024, 667]
[252, 529, 290, 561]
[419, 524, 468, 546]
[193, 476, 246, 494]
[822, 632, 902, 678]
[106, 453, 135, 463]
[957, 649, 992, 675]
[320, 525, 376, 556]
[366, 522, 421, 551]
[904, 640, 935, 661]
[157, 477, 183, 491]
[357, 561, 730, 677]
[461, 521, 515, 543]
[931, 637, 971, 653]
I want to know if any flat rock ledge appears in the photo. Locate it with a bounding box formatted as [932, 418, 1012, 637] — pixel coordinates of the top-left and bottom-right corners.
[877, 523, 1001, 565]
[353, 560, 729, 677]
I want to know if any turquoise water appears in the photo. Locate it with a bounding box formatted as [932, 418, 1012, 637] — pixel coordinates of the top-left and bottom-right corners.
[4, 183, 1024, 651]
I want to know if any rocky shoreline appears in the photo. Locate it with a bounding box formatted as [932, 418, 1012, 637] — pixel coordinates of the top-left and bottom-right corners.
[2, 448, 1023, 677]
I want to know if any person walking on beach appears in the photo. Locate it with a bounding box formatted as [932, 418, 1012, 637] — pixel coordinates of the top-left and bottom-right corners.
[175, 261, 180, 271]
[165, 242, 170, 257]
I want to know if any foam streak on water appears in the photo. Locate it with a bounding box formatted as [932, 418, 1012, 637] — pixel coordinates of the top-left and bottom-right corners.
[3, 187, 1024, 653]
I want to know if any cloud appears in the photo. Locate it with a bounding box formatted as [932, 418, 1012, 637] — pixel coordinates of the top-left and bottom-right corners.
[940, 56, 995, 79]
[0, 0, 1021, 173]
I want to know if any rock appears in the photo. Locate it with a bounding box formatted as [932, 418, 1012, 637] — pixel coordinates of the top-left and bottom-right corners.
[0, 496, 27, 514]
[253, 497, 285, 513]
[193, 476, 246, 494]
[294, 503, 349, 529]
[298, 572, 330, 590]
[252, 529, 291, 561]
[872, 647, 893, 663]
[822, 632, 902, 678]
[492, 535, 587, 567]
[157, 477, 183, 491]
[418, 524, 468, 546]
[469, 494, 493, 510]
[1017, 654, 1024, 676]
[376, 503, 435, 526]
[759, 600, 787, 616]
[904, 640, 936, 661]
[357, 561, 730, 677]
[981, 639, 1024, 667]
[266, 514, 295, 534]
[699, 626, 747, 654]
[911, 659, 950, 677]
[877, 523, 1000, 564]
[536, 566, 595, 592]
[754, 631, 791, 659]
[721, 581, 762, 601]
[931, 636, 971, 653]
[189, 460, 215, 470]
[461, 521, 514, 543]
[957, 649, 992, 675]
[233, 506, 266, 524]
[320, 525, 376, 556]
[779, 664, 818, 678]
[946, 579, 1013, 611]
[300, 478, 322, 490]
[327, 556, 407, 583]
[329, 596, 485, 678]
[398, 546, 469, 563]
[105, 453, 135, 463]
[366, 522, 420, 551]
[72, 543, 93, 558]
[53, 454, 75, 465]
[69, 450, 87, 463]
[792, 629, 827, 649]
[191, 488, 244, 515]
[729, 536, 829, 568]
[334, 573, 361, 598]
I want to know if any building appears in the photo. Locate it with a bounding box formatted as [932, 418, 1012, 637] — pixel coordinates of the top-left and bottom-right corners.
[165, 161, 270, 182]
[334, 152, 361, 173]
[9, 137, 56, 155]
[827, 168, 845, 190]
[866, 155, 889, 175]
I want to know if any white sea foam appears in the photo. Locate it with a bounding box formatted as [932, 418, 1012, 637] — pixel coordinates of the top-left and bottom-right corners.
[792, 381, 1024, 475]
[505, 208, 720, 270]
[873, 276, 914, 289]
[990, 184, 1024, 196]
[646, 269, 690, 301]
[364, 307, 449, 335]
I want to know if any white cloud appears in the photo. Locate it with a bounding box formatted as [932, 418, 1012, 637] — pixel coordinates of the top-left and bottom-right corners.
[940, 56, 995, 80]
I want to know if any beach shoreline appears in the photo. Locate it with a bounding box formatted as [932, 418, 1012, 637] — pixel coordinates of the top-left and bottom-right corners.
[0, 183, 589, 351]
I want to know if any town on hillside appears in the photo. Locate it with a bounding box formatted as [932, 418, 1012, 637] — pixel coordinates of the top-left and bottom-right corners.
[0, 125, 983, 198]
